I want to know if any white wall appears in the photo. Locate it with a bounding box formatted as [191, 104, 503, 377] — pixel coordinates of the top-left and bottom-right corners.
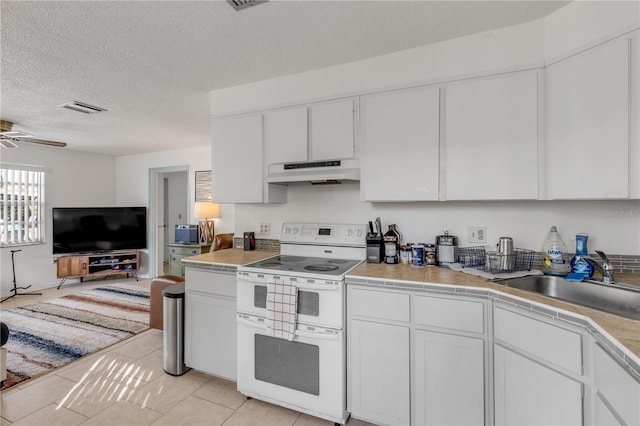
[1, 145, 117, 295]
[235, 184, 640, 255]
[114, 146, 235, 276]
[212, 1, 640, 256]
[210, 19, 545, 117]
[114, 146, 232, 230]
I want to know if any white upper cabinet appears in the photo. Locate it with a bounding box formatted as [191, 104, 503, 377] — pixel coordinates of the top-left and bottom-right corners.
[361, 85, 440, 201]
[212, 114, 285, 203]
[442, 71, 540, 200]
[264, 106, 308, 165]
[546, 34, 632, 199]
[264, 98, 356, 165]
[310, 99, 355, 161]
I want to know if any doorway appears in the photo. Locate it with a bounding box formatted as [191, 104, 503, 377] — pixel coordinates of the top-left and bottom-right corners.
[148, 166, 189, 278]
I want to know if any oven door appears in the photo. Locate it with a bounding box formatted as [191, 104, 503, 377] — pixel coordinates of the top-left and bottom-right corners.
[236, 313, 347, 424]
[236, 272, 344, 329]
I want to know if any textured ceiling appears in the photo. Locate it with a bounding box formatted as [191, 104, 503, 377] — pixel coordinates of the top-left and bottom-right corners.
[0, 0, 569, 156]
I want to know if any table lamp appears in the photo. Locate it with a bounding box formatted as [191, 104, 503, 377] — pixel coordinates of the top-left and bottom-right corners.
[194, 202, 220, 244]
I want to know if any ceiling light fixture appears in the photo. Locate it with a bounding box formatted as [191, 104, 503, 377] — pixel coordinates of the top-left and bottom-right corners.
[227, 0, 268, 11]
[58, 101, 107, 114]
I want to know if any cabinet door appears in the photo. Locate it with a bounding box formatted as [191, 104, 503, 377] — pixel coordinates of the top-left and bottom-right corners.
[264, 106, 308, 164]
[211, 114, 264, 203]
[594, 395, 623, 426]
[56, 256, 87, 278]
[546, 36, 630, 199]
[414, 330, 485, 426]
[444, 71, 539, 200]
[349, 319, 410, 425]
[309, 98, 355, 161]
[593, 344, 640, 425]
[184, 292, 237, 381]
[361, 85, 440, 201]
[494, 345, 583, 425]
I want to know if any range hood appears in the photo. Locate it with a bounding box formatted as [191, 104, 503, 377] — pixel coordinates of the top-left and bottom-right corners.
[266, 160, 360, 185]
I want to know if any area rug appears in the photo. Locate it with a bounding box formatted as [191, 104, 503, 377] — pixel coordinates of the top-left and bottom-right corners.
[0, 282, 150, 391]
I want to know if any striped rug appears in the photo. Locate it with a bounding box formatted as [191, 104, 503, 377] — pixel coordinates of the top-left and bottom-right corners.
[1, 282, 150, 391]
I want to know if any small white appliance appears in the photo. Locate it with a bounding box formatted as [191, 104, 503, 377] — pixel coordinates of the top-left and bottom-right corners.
[236, 223, 366, 424]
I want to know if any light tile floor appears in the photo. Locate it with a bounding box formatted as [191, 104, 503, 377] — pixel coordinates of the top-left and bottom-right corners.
[0, 278, 375, 426]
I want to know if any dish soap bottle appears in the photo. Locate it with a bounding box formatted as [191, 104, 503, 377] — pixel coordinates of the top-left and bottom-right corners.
[570, 233, 594, 278]
[542, 226, 571, 276]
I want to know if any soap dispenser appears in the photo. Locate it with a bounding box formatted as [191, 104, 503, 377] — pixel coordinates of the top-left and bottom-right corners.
[542, 226, 571, 276]
[570, 233, 594, 278]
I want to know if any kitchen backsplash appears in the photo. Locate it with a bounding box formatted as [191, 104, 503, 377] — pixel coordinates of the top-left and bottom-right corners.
[531, 253, 640, 274]
[234, 237, 640, 274]
[234, 237, 280, 252]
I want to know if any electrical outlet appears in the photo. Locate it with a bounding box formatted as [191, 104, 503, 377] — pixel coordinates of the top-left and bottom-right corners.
[467, 226, 487, 244]
[259, 223, 270, 236]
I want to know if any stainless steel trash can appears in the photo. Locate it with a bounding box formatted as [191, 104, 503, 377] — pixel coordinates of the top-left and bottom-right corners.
[162, 283, 190, 376]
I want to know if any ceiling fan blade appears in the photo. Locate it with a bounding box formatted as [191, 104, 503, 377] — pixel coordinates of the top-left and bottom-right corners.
[18, 137, 67, 148]
[0, 139, 19, 148]
[0, 130, 33, 138]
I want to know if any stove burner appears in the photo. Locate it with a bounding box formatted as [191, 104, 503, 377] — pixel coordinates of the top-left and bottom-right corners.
[260, 262, 283, 268]
[304, 264, 340, 272]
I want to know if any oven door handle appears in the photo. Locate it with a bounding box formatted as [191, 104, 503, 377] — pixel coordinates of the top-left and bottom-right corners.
[295, 329, 341, 340]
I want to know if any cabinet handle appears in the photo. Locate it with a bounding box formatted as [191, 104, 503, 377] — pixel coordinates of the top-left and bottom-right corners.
[83, 263, 87, 269]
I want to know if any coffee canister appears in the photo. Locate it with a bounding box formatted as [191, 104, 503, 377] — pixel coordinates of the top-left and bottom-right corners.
[436, 232, 458, 267]
[411, 244, 425, 267]
[400, 245, 411, 264]
[425, 244, 437, 266]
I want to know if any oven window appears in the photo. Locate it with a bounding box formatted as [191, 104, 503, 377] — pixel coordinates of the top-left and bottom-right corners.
[254, 285, 319, 316]
[255, 334, 320, 395]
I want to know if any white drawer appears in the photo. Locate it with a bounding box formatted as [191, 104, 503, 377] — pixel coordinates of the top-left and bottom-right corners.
[185, 268, 236, 298]
[414, 295, 484, 334]
[494, 306, 582, 375]
[593, 344, 640, 426]
[170, 246, 202, 256]
[349, 287, 410, 323]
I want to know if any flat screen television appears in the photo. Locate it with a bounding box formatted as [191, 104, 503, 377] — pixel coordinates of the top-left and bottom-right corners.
[52, 207, 147, 254]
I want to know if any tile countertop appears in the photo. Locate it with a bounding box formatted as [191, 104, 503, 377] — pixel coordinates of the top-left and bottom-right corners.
[347, 263, 640, 359]
[181, 248, 279, 267]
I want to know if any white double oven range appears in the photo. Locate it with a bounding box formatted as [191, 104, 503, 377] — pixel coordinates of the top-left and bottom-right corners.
[236, 223, 366, 424]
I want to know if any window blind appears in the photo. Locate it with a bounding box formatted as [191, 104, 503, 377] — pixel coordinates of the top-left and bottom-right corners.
[0, 166, 45, 246]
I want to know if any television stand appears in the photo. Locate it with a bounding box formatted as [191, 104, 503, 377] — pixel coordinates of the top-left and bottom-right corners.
[56, 250, 139, 289]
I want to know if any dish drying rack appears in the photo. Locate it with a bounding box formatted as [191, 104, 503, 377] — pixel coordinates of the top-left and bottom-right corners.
[458, 246, 535, 274]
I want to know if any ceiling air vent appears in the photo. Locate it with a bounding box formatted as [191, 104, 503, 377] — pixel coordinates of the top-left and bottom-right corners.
[227, 0, 267, 11]
[58, 101, 107, 114]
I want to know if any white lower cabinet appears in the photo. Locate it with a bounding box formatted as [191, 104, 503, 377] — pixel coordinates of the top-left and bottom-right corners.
[494, 345, 583, 425]
[592, 343, 640, 425]
[349, 319, 410, 425]
[348, 283, 640, 426]
[493, 304, 584, 426]
[347, 286, 487, 426]
[184, 267, 237, 381]
[414, 330, 485, 426]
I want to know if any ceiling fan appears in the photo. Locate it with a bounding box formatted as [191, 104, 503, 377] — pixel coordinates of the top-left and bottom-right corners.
[0, 120, 67, 149]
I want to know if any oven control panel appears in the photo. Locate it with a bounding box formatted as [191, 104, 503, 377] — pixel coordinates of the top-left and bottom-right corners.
[281, 223, 366, 247]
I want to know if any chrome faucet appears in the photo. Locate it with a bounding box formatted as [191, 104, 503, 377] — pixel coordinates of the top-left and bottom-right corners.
[584, 250, 616, 284]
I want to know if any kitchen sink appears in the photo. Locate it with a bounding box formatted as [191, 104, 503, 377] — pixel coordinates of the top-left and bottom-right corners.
[491, 275, 640, 320]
